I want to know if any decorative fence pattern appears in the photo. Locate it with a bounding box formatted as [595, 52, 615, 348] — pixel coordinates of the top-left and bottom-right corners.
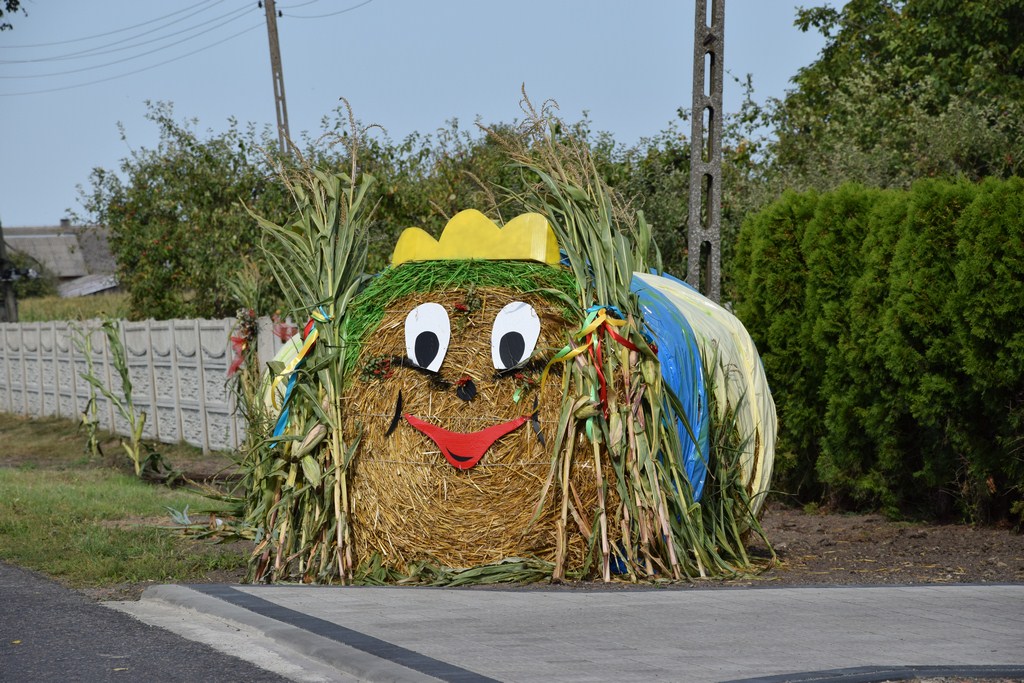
[0, 318, 289, 452]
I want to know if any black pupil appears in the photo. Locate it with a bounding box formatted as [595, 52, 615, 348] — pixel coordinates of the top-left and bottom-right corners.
[414, 331, 439, 369]
[499, 332, 526, 369]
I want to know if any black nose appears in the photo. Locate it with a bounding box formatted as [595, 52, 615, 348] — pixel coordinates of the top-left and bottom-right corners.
[455, 378, 477, 402]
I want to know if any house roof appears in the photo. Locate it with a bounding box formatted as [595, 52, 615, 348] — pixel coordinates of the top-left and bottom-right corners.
[3, 223, 114, 278]
[57, 273, 119, 298]
[5, 232, 87, 277]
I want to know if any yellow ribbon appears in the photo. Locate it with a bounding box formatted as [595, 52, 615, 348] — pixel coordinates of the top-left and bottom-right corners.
[538, 308, 626, 394]
[269, 308, 329, 410]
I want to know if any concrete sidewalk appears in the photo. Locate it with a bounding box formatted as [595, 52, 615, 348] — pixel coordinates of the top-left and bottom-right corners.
[109, 583, 1024, 682]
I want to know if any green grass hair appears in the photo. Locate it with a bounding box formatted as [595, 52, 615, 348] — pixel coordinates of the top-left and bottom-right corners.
[342, 259, 582, 375]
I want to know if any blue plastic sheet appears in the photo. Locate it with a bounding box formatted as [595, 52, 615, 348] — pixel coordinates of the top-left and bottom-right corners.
[631, 274, 709, 500]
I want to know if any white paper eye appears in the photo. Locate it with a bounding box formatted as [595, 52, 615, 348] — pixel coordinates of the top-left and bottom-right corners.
[405, 303, 450, 373]
[491, 301, 540, 370]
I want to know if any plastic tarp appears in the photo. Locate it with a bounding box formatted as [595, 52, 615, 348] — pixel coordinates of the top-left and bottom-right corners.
[633, 272, 777, 516]
[632, 275, 710, 500]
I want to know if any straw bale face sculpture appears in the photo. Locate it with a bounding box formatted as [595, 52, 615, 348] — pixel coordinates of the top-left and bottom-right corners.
[343, 212, 605, 570]
[254, 197, 776, 585]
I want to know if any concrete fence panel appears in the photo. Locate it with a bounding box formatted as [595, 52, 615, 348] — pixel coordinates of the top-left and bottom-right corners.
[0, 317, 290, 453]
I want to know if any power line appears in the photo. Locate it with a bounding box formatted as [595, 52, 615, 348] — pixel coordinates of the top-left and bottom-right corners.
[0, 9, 256, 79]
[0, 0, 376, 97]
[0, 0, 217, 49]
[277, 0, 324, 8]
[0, 21, 263, 97]
[283, 0, 374, 20]
[0, 2, 241, 64]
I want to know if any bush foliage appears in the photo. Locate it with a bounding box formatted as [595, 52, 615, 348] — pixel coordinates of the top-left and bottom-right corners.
[75, 99, 773, 321]
[735, 178, 1024, 522]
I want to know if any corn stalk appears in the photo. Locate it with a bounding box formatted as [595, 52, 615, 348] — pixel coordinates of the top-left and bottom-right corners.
[74, 319, 168, 478]
[488, 94, 766, 580]
[69, 322, 102, 460]
[243, 114, 376, 583]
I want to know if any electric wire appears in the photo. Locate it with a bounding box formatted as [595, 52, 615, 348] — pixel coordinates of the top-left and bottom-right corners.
[277, 0, 323, 8]
[0, 21, 263, 97]
[0, 2, 242, 64]
[283, 0, 374, 20]
[1, 8, 256, 78]
[0, 0, 373, 97]
[0, 0, 216, 49]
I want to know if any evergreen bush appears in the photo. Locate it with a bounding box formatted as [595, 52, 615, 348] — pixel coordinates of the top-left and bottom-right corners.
[735, 178, 1023, 523]
[734, 190, 819, 496]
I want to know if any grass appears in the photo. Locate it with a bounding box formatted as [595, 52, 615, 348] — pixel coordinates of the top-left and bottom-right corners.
[16, 292, 129, 322]
[0, 468, 243, 585]
[0, 412, 246, 590]
[0, 412, 231, 473]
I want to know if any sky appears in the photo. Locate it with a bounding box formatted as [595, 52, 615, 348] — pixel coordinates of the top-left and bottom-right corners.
[0, 0, 841, 228]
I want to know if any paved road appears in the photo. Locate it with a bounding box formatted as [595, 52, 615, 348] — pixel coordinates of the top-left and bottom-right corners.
[112, 581, 1024, 682]
[0, 561, 293, 682]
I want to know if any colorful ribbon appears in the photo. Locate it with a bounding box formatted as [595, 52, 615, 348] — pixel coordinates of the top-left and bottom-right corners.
[538, 305, 654, 420]
[270, 307, 330, 443]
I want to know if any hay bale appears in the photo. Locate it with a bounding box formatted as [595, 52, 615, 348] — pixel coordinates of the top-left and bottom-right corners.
[344, 287, 614, 572]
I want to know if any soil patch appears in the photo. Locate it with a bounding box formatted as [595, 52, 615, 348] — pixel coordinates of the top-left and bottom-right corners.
[749, 502, 1024, 586]
[74, 501, 1024, 600]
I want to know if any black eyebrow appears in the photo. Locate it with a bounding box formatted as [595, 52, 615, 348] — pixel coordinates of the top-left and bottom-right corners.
[380, 354, 553, 387]
[493, 357, 547, 379]
[388, 355, 453, 390]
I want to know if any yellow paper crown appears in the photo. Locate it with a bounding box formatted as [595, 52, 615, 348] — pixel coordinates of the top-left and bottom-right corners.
[390, 209, 561, 267]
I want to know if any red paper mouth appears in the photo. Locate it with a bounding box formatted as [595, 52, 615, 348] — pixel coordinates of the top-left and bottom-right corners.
[403, 414, 528, 470]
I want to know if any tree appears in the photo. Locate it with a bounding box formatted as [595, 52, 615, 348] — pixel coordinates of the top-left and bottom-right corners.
[78, 102, 292, 319]
[0, 1, 23, 31]
[79, 98, 774, 320]
[764, 0, 1024, 191]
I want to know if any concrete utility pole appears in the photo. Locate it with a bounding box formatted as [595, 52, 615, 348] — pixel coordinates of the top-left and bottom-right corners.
[263, 0, 292, 152]
[0, 221, 18, 323]
[686, 0, 724, 303]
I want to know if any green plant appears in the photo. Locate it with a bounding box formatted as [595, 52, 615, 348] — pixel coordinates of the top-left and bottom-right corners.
[762, 1, 1024, 193]
[76, 320, 173, 478]
[733, 189, 820, 496]
[17, 293, 129, 322]
[242, 105, 377, 583]
[76, 101, 293, 319]
[488, 97, 768, 582]
[950, 177, 1024, 521]
[224, 259, 272, 469]
[0, 467, 242, 587]
[69, 322, 103, 460]
[4, 249, 57, 299]
[735, 177, 1024, 523]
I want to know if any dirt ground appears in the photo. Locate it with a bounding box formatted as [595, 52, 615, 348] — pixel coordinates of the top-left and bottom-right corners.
[161, 445, 1024, 588]
[746, 502, 1024, 586]
[83, 500, 1024, 601]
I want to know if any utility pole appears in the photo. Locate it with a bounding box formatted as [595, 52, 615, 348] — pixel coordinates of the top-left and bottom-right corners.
[0, 220, 18, 323]
[263, 0, 291, 153]
[686, 0, 724, 303]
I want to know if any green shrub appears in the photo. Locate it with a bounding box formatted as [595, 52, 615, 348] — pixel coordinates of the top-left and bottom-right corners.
[952, 177, 1024, 522]
[734, 189, 820, 496]
[817, 190, 910, 513]
[6, 250, 57, 299]
[735, 177, 1024, 522]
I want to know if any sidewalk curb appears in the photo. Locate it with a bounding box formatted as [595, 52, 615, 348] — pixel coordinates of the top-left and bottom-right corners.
[143, 585, 438, 682]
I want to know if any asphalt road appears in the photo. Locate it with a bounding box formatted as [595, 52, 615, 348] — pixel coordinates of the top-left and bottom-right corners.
[0, 561, 287, 682]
